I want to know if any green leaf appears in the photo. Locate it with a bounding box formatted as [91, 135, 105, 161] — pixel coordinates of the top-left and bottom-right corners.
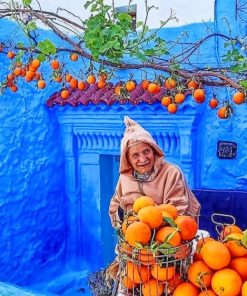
[163, 217, 178, 228]
[26, 21, 37, 32]
[84, 0, 94, 9]
[37, 53, 46, 62]
[22, 0, 32, 6]
[37, 39, 57, 55]
[135, 242, 144, 249]
[241, 230, 247, 248]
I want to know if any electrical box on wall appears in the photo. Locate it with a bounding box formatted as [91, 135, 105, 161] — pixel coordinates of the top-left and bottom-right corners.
[217, 141, 237, 159]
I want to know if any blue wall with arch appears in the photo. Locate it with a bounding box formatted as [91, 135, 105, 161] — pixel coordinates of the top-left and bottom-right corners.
[0, 0, 246, 293]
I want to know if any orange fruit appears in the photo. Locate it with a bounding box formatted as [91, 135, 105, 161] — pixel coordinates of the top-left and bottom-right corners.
[6, 81, 13, 87]
[51, 59, 59, 70]
[209, 97, 219, 109]
[153, 84, 161, 94]
[211, 268, 242, 296]
[7, 73, 15, 81]
[230, 257, 247, 280]
[151, 264, 175, 281]
[126, 261, 150, 284]
[217, 107, 230, 119]
[114, 85, 122, 95]
[159, 211, 173, 225]
[87, 74, 96, 84]
[174, 243, 191, 259]
[70, 53, 78, 61]
[161, 96, 172, 107]
[193, 89, 205, 103]
[34, 72, 41, 80]
[20, 68, 26, 77]
[133, 196, 155, 213]
[13, 67, 21, 77]
[28, 64, 38, 72]
[10, 84, 18, 92]
[174, 93, 186, 104]
[141, 80, 150, 90]
[138, 205, 163, 229]
[233, 91, 245, 104]
[97, 80, 106, 89]
[175, 215, 198, 241]
[148, 83, 158, 93]
[225, 232, 247, 257]
[167, 103, 178, 113]
[7, 51, 16, 59]
[193, 237, 214, 261]
[54, 76, 62, 83]
[188, 260, 213, 288]
[65, 74, 72, 82]
[164, 78, 177, 89]
[70, 78, 78, 89]
[136, 248, 155, 265]
[142, 279, 164, 296]
[98, 72, 107, 81]
[37, 80, 46, 89]
[25, 70, 36, 81]
[156, 204, 178, 220]
[198, 289, 217, 296]
[173, 282, 199, 296]
[125, 221, 151, 247]
[125, 80, 136, 91]
[167, 273, 184, 294]
[155, 226, 181, 247]
[242, 281, 247, 296]
[122, 215, 138, 235]
[187, 80, 199, 89]
[219, 224, 242, 240]
[121, 275, 138, 290]
[31, 58, 40, 69]
[201, 240, 231, 270]
[61, 89, 70, 99]
[78, 81, 85, 90]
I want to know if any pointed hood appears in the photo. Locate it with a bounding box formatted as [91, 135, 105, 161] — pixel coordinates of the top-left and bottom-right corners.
[120, 116, 164, 174]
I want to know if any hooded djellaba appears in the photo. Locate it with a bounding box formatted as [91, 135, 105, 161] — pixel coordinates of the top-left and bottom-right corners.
[109, 116, 200, 226]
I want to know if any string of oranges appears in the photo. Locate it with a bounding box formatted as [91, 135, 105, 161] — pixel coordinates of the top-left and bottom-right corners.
[1, 49, 246, 119]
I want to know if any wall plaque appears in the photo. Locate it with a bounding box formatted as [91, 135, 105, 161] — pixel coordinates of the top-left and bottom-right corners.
[217, 141, 237, 159]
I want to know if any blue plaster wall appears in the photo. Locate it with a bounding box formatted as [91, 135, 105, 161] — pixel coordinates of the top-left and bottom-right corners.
[0, 20, 69, 287]
[0, 0, 246, 293]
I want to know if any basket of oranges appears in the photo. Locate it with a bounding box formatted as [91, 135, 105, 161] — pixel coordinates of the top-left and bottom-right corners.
[115, 195, 198, 296]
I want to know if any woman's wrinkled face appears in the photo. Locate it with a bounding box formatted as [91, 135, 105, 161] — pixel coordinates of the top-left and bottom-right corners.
[127, 143, 155, 175]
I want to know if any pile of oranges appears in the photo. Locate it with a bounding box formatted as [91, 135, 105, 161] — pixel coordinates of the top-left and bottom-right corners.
[190, 224, 247, 296]
[117, 195, 247, 296]
[117, 195, 198, 296]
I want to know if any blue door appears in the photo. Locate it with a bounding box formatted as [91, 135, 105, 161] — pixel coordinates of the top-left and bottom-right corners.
[100, 154, 119, 266]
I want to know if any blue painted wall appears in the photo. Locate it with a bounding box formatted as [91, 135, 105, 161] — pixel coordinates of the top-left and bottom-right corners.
[0, 20, 69, 286]
[0, 0, 246, 292]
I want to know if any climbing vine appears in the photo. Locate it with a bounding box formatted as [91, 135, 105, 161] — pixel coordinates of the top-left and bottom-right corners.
[0, 0, 246, 118]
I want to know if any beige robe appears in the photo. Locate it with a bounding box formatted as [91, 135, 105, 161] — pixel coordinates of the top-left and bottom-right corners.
[109, 159, 200, 226]
[109, 116, 201, 226]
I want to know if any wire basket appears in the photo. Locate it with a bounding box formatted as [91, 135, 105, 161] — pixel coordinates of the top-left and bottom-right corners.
[211, 213, 236, 241]
[116, 235, 193, 296]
